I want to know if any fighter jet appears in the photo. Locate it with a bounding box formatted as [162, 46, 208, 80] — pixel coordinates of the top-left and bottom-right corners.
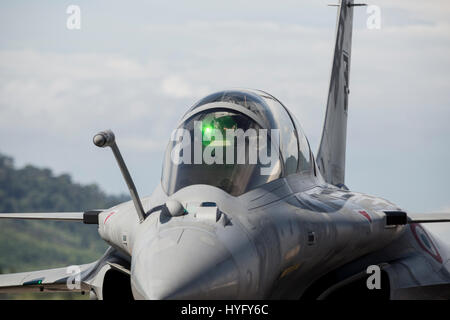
[1, 0, 450, 300]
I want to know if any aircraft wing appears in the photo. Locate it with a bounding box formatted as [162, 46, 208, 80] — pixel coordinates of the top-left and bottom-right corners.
[0, 212, 97, 293]
[408, 212, 450, 223]
[0, 212, 84, 221]
[0, 210, 102, 223]
[0, 247, 130, 299]
[0, 212, 126, 298]
[0, 262, 96, 293]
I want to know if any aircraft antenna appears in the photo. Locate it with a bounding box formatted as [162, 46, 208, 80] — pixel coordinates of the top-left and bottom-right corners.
[93, 130, 146, 223]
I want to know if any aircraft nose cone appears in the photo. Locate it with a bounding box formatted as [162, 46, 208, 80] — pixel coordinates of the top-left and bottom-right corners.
[131, 228, 240, 299]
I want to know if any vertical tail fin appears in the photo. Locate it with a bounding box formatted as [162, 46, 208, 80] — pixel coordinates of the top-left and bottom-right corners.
[317, 0, 364, 187]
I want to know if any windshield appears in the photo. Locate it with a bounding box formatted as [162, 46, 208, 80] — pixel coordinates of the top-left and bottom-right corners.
[161, 109, 282, 196]
[190, 89, 311, 175]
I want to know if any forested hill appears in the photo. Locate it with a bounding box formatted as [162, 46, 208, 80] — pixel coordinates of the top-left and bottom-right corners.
[0, 152, 129, 275]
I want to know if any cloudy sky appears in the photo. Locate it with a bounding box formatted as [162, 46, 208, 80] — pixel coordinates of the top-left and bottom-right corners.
[0, 1, 449, 238]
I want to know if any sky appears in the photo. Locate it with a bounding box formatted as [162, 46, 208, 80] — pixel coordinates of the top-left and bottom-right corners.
[0, 1, 449, 239]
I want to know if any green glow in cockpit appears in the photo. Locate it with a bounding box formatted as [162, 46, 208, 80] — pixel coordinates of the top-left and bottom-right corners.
[201, 114, 237, 146]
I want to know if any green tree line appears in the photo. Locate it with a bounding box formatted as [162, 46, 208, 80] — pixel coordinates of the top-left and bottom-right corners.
[0, 152, 129, 299]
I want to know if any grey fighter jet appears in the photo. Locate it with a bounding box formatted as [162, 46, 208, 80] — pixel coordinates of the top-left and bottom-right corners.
[1, 0, 450, 300]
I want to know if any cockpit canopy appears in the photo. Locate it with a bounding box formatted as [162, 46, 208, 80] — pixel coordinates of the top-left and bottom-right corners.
[161, 89, 313, 196]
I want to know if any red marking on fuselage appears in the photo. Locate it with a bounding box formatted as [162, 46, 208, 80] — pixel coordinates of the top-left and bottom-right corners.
[104, 211, 116, 224]
[358, 210, 372, 223]
[410, 223, 443, 264]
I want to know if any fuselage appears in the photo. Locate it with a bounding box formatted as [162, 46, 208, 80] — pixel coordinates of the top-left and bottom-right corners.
[96, 169, 407, 299]
[92, 88, 449, 299]
[92, 87, 438, 299]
